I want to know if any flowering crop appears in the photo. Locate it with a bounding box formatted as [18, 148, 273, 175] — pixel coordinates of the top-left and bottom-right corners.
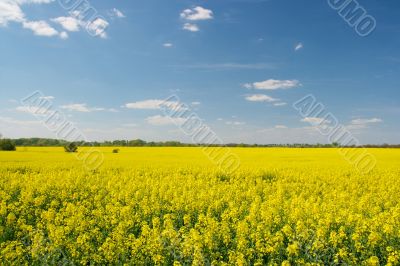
[0, 147, 399, 265]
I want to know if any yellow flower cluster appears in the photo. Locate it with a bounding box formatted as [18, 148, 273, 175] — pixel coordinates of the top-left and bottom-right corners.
[0, 147, 399, 265]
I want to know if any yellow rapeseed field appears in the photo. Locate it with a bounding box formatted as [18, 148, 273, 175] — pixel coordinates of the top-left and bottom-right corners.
[0, 147, 399, 265]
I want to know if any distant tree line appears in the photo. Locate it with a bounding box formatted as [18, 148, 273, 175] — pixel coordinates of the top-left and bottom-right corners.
[7, 138, 400, 148]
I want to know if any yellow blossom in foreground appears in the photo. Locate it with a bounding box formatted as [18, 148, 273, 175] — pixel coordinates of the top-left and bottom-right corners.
[0, 147, 399, 265]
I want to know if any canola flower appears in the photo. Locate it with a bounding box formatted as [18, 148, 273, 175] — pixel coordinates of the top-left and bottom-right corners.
[0, 147, 399, 265]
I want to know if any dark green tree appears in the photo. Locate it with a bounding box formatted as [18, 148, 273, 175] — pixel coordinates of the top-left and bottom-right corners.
[0, 139, 16, 151]
[128, 139, 146, 146]
[332, 142, 340, 147]
[64, 142, 78, 153]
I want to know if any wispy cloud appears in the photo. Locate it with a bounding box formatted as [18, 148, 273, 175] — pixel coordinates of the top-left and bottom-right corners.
[175, 62, 276, 70]
[244, 79, 301, 90]
[146, 115, 185, 126]
[347, 118, 383, 129]
[125, 99, 185, 111]
[275, 125, 288, 129]
[122, 123, 138, 127]
[301, 117, 330, 125]
[59, 31, 68, 39]
[110, 8, 125, 18]
[245, 94, 279, 102]
[226, 121, 246, 126]
[351, 118, 382, 125]
[295, 42, 303, 51]
[125, 100, 164, 110]
[39, 95, 55, 100]
[15, 106, 51, 115]
[163, 43, 173, 48]
[183, 23, 199, 32]
[14, 95, 54, 115]
[0, 116, 40, 126]
[60, 103, 115, 113]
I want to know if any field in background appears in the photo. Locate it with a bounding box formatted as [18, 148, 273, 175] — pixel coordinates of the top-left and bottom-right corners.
[1, 148, 399, 265]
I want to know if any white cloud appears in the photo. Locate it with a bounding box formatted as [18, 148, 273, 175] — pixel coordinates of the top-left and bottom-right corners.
[0, 0, 68, 39]
[0, 1, 25, 26]
[146, 115, 185, 126]
[246, 79, 301, 90]
[22, 20, 58, 36]
[60, 103, 91, 112]
[52, 16, 80, 32]
[180, 6, 213, 21]
[111, 8, 125, 18]
[182, 63, 275, 70]
[300, 117, 382, 132]
[0, 0, 110, 39]
[51, 13, 109, 39]
[245, 94, 279, 103]
[38, 95, 54, 100]
[87, 18, 109, 38]
[163, 43, 173, 48]
[243, 83, 253, 89]
[14, 95, 55, 113]
[60, 103, 114, 113]
[59, 31, 68, 39]
[347, 118, 383, 130]
[191, 101, 201, 106]
[0, 116, 40, 126]
[226, 121, 246, 126]
[18, 0, 54, 3]
[125, 99, 185, 111]
[273, 102, 287, 107]
[275, 125, 288, 129]
[183, 23, 199, 32]
[0, 0, 54, 27]
[351, 118, 382, 125]
[295, 42, 303, 51]
[125, 100, 165, 110]
[16, 106, 51, 115]
[301, 117, 330, 125]
[122, 123, 137, 127]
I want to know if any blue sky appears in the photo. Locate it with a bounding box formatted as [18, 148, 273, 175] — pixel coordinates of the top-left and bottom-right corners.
[0, 0, 399, 144]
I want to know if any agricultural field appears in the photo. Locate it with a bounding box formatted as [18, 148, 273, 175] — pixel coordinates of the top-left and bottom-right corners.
[0, 147, 399, 265]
